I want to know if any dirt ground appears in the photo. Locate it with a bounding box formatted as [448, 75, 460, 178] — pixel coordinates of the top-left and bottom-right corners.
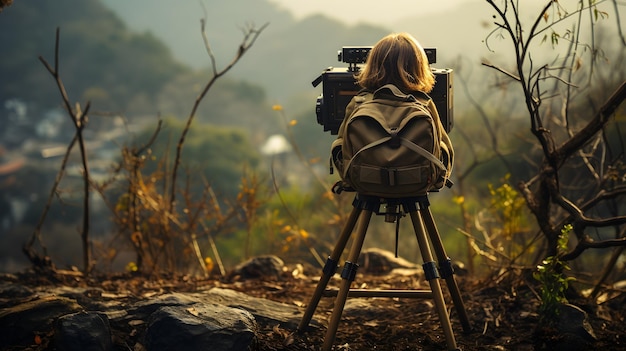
[1, 264, 625, 351]
[244, 266, 625, 351]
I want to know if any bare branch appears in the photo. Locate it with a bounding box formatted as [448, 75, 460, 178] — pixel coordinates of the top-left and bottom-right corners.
[168, 22, 268, 213]
[554, 80, 626, 166]
[481, 62, 521, 82]
[612, 0, 626, 45]
[562, 235, 626, 260]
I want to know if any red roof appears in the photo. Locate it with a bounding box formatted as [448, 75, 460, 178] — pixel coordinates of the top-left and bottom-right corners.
[0, 158, 25, 175]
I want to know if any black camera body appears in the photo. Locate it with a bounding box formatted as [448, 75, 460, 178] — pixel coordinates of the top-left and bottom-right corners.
[313, 46, 453, 135]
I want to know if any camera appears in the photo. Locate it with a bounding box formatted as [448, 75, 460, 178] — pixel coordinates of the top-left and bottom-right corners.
[312, 46, 453, 135]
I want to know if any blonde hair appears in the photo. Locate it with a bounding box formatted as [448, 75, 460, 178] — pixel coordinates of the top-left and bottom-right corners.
[356, 32, 435, 93]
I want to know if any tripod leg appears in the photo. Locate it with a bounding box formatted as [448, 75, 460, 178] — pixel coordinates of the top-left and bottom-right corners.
[420, 207, 472, 333]
[298, 205, 362, 332]
[322, 209, 373, 351]
[409, 211, 459, 351]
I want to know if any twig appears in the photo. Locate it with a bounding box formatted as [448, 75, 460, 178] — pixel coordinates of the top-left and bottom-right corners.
[32, 27, 94, 273]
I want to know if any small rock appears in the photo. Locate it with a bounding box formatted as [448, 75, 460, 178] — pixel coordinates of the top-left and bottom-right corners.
[557, 303, 596, 341]
[343, 298, 400, 319]
[228, 255, 284, 280]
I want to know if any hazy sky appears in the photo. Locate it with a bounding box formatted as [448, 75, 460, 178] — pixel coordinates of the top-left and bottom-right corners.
[267, 0, 477, 25]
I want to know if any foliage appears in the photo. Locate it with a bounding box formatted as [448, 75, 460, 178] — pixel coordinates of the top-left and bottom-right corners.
[137, 118, 260, 198]
[111, 150, 265, 275]
[487, 174, 528, 241]
[261, 183, 341, 265]
[460, 174, 536, 275]
[533, 224, 576, 326]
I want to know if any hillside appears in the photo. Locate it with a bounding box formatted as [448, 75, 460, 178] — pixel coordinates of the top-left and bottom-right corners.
[0, 0, 188, 112]
[102, 0, 394, 102]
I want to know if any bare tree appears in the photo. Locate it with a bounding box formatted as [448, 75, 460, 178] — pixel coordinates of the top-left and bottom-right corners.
[24, 28, 94, 273]
[483, 0, 626, 264]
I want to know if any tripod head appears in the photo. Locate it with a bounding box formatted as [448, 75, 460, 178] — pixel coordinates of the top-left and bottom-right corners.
[352, 194, 430, 221]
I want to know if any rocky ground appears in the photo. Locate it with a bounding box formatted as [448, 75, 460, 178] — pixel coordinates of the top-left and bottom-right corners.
[0, 252, 625, 351]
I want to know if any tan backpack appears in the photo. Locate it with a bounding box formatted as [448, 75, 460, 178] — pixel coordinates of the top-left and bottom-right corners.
[331, 84, 453, 198]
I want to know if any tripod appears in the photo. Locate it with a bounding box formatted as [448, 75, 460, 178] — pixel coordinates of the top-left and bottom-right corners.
[297, 194, 472, 351]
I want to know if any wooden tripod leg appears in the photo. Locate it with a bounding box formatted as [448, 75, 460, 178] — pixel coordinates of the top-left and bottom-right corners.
[297, 205, 362, 332]
[409, 211, 459, 351]
[420, 207, 472, 333]
[322, 209, 373, 351]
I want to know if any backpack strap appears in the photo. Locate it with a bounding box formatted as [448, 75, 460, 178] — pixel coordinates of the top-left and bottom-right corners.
[342, 136, 392, 179]
[399, 137, 446, 171]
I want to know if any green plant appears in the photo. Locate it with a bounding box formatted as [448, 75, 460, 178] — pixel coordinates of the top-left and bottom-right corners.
[488, 174, 527, 240]
[533, 224, 575, 326]
[462, 174, 536, 275]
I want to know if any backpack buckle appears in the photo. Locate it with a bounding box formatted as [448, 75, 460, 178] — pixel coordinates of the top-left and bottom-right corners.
[332, 181, 354, 194]
[389, 128, 401, 149]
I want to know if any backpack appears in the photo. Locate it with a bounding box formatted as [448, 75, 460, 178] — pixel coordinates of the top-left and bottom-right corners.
[330, 84, 453, 198]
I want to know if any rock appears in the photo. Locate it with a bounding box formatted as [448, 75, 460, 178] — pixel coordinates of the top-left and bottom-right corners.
[133, 287, 317, 331]
[144, 303, 256, 351]
[0, 281, 34, 300]
[0, 256, 335, 350]
[54, 311, 113, 351]
[228, 255, 284, 280]
[0, 295, 83, 346]
[133, 292, 199, 319]
[343, 298, 401, 319]
[201, 287, 314, 330]
[547, 303, 597, 351]
[0, 281, 316, 351]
